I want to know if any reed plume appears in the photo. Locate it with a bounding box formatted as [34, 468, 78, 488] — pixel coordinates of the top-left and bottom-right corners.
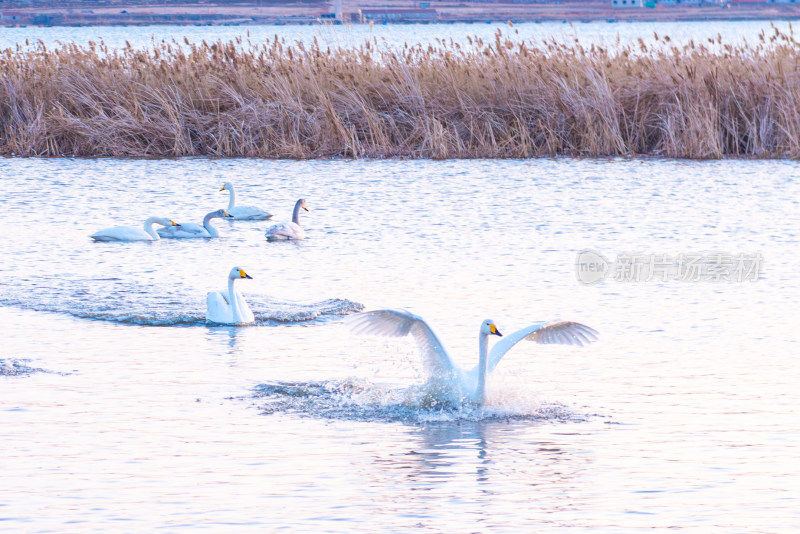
[2, 25, 800, 159]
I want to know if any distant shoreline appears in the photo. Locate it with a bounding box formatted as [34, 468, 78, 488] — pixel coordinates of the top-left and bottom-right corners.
[3, 2, 800, 27]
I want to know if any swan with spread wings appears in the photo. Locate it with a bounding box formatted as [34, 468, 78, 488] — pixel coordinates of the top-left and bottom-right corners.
[347, 309, 598, 405]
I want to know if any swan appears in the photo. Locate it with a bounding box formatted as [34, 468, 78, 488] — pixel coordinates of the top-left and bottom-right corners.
[206, 267, 255, 325]
[347, 309, 598, 405]
[157, 209, 234, 239]
[90, 217, 180, 242]
[265, 198, 308, 241]
[220, 182, 273, 220]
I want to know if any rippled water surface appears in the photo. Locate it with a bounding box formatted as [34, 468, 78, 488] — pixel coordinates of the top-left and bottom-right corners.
[1, 157, 799, 531]
[0, 20, 794, 51]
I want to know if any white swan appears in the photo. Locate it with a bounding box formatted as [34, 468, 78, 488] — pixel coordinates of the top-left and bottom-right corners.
[347, 309, 598, 405]
[90, 217, 180, 242]
[220, 182, 273, 220]
[265, 198, 308, 241]
[157, 209, 234, 239]
[206, 267, 255, 325]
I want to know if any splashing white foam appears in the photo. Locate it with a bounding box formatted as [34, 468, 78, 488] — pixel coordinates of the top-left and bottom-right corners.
[252, 378, 581, 424]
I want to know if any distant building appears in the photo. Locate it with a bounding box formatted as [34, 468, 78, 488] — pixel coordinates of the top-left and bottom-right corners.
[611, 0, 644, 7]
[359, 8, 437, 22]
[0, 10, 24, 21]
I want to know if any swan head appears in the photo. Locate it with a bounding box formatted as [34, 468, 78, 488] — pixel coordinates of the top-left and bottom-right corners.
[214, 209, 234, 219]
[480, 319, 503, 337]
[229, 267, 253, 280]
[220, 182, 234, 192]
[156, 218, 180, 227]
[299, 198, 309, 212]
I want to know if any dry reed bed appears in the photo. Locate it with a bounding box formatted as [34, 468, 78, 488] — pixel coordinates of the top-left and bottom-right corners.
[2, 26, 800, 158]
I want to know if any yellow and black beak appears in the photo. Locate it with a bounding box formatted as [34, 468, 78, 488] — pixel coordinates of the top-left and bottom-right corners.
[170, 220, 180, 226]
[239, 269, 253, 279]
[490, 324, 502, 337]
[222, 210, 233, 218]
[303, 206, 309, 212]
[220, 185, 226, 191]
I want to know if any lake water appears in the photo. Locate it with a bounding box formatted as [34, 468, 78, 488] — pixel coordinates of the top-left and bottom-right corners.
[0, 19, 795, 52]
[1, 156, 798, 531]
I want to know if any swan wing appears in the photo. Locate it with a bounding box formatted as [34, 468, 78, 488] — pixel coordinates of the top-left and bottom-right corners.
[347, 309, 457, 377]
[232, 289, 255, 324]
[228, 206, 273, 220]
[90, 225, 150, 242]
[487, 321, 598, 373]
[265, 221, 305, 240]
[157, 222, 208, 238]
[206, 291, 231, 324]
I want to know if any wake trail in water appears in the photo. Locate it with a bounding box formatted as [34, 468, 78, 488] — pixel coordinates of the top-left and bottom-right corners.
[0, 278, 363, 326]
[1, 359, 51, 377]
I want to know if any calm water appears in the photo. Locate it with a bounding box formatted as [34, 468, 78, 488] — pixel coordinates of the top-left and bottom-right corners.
[0, 19, 795, 51]
[1, 156, 798, 531]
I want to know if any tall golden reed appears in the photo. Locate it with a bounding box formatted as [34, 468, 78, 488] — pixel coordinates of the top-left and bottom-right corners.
[2, 25, 800, 158]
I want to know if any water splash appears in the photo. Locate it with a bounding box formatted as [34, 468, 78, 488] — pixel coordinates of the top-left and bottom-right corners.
[252, 379, 581, 424]
[1, 359, 48, 377]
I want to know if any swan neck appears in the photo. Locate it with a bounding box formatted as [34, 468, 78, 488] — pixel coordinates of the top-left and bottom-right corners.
[292, 200, 303, 225]
[227, 187, 235, 211]
[143, 217, 160, 240]
[476, 333, 489, 405]
[203, 212, 219, 237]
[228, 277, 239, 319]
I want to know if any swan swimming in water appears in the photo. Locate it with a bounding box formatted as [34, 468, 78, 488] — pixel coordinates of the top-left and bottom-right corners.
[265, 198, 308, 241]
[347, 309, 598, 405]
[90, 217, 180, 242]
[206, 267, 255, 325]
[157, 209, 234, 239]
[220, 182, 273, 220]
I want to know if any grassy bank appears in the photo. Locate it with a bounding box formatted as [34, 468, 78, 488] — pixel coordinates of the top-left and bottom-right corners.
[2, 26, 800, 159]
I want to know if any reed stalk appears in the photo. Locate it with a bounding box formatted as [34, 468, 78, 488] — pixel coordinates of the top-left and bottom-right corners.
[2, 26, 800, 159]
